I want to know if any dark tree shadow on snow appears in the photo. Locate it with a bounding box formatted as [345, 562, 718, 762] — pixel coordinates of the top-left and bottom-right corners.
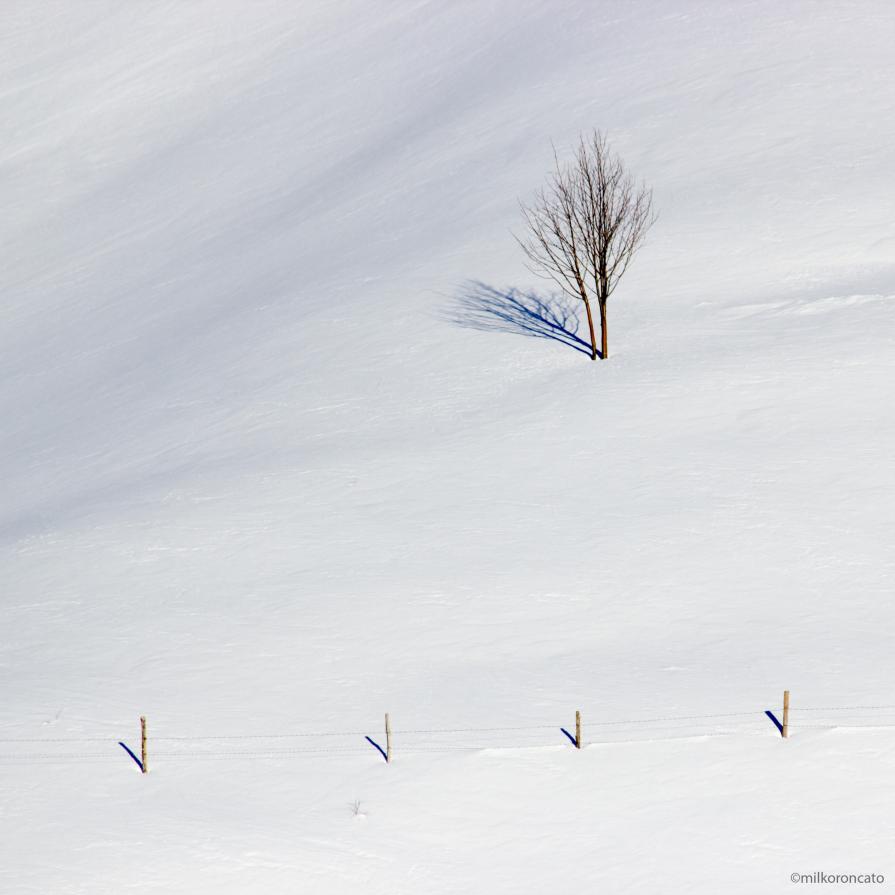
[448, 281, 596, 357]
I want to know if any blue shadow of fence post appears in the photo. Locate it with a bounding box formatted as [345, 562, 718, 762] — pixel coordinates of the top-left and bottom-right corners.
[365, 736, 388, 762]
[118, 741, 143, 772]
[765, 710, 784, 736]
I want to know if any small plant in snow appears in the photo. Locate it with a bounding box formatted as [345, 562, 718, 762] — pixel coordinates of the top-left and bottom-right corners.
[350, 799, 366, 819]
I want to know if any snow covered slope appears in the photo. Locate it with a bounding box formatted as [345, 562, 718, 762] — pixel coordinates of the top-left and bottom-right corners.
[2, 2, 894, 892]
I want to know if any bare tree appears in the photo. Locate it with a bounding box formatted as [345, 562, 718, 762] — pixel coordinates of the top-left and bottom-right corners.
[519, 131, 655, 360]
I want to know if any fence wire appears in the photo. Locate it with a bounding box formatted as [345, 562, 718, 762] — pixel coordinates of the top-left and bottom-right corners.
[3, 702, 895, 767]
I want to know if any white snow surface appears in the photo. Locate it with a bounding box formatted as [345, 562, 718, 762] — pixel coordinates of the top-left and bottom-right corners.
[3, 2, 895, 892]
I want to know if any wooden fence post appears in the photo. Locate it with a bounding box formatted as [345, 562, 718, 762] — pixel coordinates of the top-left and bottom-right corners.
[575, 710, 581, 749]
[140, 716, 148, 773]
[385, 713, 392, 763]
[782, 690, 790, 739]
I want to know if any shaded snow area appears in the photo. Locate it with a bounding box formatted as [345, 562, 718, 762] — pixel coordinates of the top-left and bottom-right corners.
[2, 2, 894, 892]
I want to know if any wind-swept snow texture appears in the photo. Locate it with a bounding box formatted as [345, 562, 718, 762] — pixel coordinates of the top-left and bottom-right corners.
[3, 2, 895, 892]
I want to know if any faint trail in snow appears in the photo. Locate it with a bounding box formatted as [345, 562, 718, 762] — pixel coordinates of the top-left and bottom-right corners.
[725, 293, 893, 319]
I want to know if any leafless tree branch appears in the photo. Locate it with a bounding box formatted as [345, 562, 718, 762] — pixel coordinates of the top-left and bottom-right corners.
[518, 130, 655, 360]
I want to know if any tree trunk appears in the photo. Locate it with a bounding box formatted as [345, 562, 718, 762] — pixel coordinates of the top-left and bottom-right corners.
[599, 300, 608, 359]
[582, 297, 598, 360]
